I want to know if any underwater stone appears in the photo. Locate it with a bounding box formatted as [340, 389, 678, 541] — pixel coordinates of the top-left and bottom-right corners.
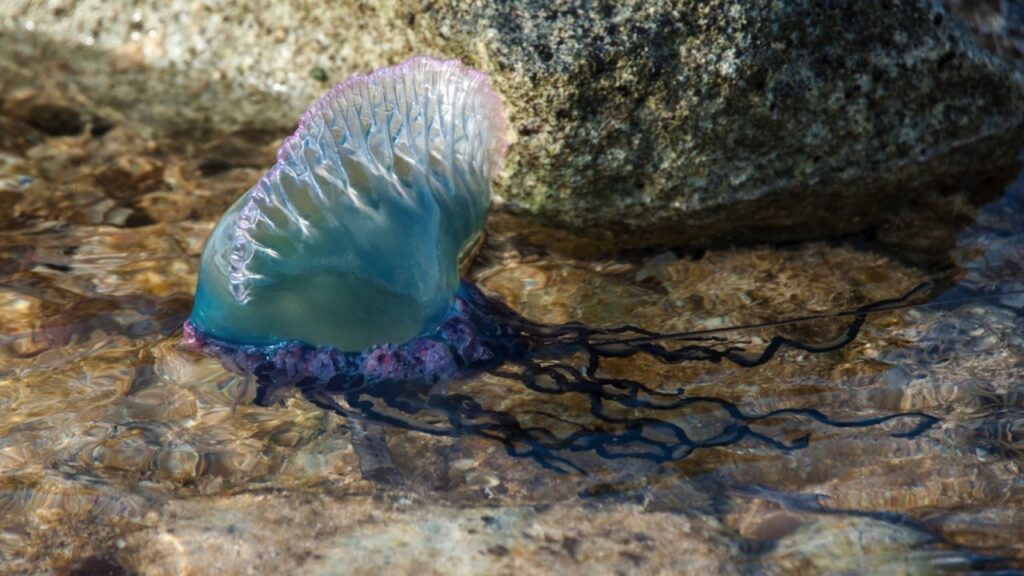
[190, 57, 506, 351]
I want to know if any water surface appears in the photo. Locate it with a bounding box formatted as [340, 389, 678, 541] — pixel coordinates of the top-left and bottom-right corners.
[1, 86, 1024, 574]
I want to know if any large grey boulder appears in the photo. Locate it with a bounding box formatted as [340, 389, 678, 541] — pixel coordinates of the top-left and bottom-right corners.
[418, 0, 1024, 245]
[1, 0, 1022, 246]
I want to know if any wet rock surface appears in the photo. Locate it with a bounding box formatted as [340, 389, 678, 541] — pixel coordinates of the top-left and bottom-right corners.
[2, 1, 1023, 247]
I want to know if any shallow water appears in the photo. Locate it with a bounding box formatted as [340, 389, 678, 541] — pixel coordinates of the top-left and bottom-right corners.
[1, 92, 1024, 574]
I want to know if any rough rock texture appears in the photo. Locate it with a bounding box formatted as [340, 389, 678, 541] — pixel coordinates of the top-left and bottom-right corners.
[2, 1, 1022, 247]
[425, 0, 1024, 246]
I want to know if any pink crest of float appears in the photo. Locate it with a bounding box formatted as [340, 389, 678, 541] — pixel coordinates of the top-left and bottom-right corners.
[279, 56, 508, 176]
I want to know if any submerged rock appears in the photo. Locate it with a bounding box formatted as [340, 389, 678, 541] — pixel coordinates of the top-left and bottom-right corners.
[118, 494, 740, 575]
[2, 1, 1022, 247]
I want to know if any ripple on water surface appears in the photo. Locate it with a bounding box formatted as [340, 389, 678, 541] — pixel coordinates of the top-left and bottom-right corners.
[0, 99, 1023, 573]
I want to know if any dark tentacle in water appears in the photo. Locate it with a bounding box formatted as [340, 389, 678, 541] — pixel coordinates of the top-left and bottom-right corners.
[255, 281, 941, 474]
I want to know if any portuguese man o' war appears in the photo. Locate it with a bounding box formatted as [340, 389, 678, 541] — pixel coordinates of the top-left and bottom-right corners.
[184, 56, 938, 474]
[189, 56, 504, 353]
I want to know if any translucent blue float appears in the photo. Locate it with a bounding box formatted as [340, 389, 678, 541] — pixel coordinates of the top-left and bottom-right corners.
[190, 57, 505, 352]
